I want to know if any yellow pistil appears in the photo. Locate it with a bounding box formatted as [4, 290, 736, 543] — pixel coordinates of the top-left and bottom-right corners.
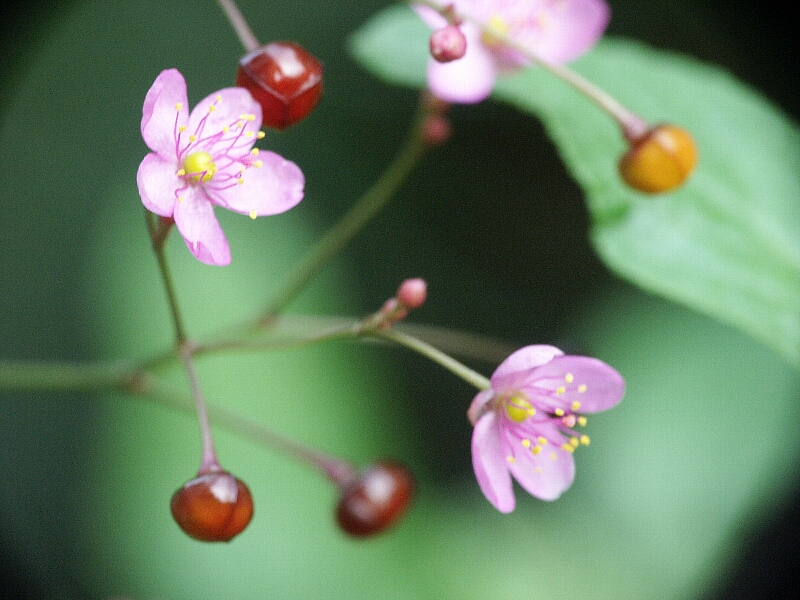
[482, 14, 509, 47]
[504, 394, 535, 423]
[182, 151, 217, 183]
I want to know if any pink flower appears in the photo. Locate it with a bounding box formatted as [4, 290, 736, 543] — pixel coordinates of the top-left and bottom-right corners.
[414, 0, 610, 103]
[137, 69, 304, 266]
[468, 345, 624, 512]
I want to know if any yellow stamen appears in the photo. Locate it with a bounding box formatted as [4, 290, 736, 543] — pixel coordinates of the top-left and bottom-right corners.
[571, 401, 581, 412]
[561, 444, 575, 453]
[569, 437, 580, 448]
[578, 384, 587, 393]
[521, 439, 531, 448]
[506, 456, 515, 463]
[554, 408, 565, 417]
[556, 386, 566, 395]
[580, 435, 590, 446]
[175, 103, 183, 111]
[257, 131, 265, 139]
[565, 373, 574, 383]
[577, 416, 587, 427]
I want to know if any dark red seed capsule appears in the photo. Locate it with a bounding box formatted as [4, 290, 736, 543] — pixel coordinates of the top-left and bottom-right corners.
[170, 470, 254, 542]
[336, 460, 414, 537]
[236, 41, 323, 130]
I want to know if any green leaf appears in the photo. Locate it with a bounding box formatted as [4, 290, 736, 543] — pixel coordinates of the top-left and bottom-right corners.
[349, 5, 800, 368]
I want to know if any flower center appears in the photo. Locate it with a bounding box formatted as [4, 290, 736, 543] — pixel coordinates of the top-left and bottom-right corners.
[504, 393, 535, 423]
[183, 151, 217, 183]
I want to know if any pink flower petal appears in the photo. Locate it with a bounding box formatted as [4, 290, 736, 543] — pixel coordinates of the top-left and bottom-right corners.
[527, 355, 625, 413]
[426, 23, 497, 103]
[188, 87, 263, 142]
[491, 344, 564, 391]
[413, 4, 448, 29]
[472, 412, 515, 513]
[506, 432, 575, 501]
[137, 153, 181, 217]
[467, 389, 495, 425]
[520, 0, 611, 64]
[173, 189, 231, 266]
[142, 69, 188, 159]
[210, 151, 304, 216]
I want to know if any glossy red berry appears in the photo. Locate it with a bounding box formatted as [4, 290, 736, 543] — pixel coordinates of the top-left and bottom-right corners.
[336, 460, 414, 537]
[170, 470, 254, 542]
[619, 124, 698, 194]
[236, 41, 323, 130]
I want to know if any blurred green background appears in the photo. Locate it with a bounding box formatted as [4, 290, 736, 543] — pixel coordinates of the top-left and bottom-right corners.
[1, 1, 798, 598]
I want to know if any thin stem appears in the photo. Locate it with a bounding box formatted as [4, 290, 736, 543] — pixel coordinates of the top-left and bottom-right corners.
[134, 373, 356, 487]
[180, 345, 221, 473]
[215, 0, 260, 53]
[260, 95, 431, 321]
[371, 328, 491, 391]
[146, 210, 187, 345]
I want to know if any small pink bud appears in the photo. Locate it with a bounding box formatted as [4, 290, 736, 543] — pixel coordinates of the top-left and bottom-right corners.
[429, 25, 467, 63]
[422, 115, 452, 146]
[397, 278, 427, 310]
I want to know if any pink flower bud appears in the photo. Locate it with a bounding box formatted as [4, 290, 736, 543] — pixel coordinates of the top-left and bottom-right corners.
[429, 25, 467, 63]
[397, 278, 427, 310]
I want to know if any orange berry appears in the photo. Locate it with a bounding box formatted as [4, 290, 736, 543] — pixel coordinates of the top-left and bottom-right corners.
[619, 124, 698, 193]
[170, 471, 253, 542]
[336, 460, 414, 537]
[236, 41, 323, 130]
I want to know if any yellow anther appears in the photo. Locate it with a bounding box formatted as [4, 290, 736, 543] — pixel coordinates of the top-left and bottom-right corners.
[577, 416, 587, 427]
[538, 437, 547, 445]
[556, 386, 566, 395]
[531, 445, 542, 455]
[177, 195, 183, 203]
[580, 435, 590, 446]
[251, 148, 259, 156]
[223, 126, 229, 133]
[561, 444, 575, 453]
[246, 114, 255, 121]
[565, 373, 574, 383]
[176, 169, 186, 177]
[257, 131, 265, 139]
[215, 94, 222, 102]
[249, 210, 257, 220]
[237, 178, 245, 185]
[578, 384, 587, 393]
[554, 408, 565, 417]
[569, 437, 579, 448]
[175, 103, 183, 111]
[535, 466, 543, 474]
[571, 401, 581, 412]
[188, 135, 197, 142]
[245, 131, 254, 137]
[208, 105, 216, 113]
[254, 160, 263, 168]
[178, 125, 187, 133]
[506, 456, 515, 463]
[521, 439, 531, 448]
